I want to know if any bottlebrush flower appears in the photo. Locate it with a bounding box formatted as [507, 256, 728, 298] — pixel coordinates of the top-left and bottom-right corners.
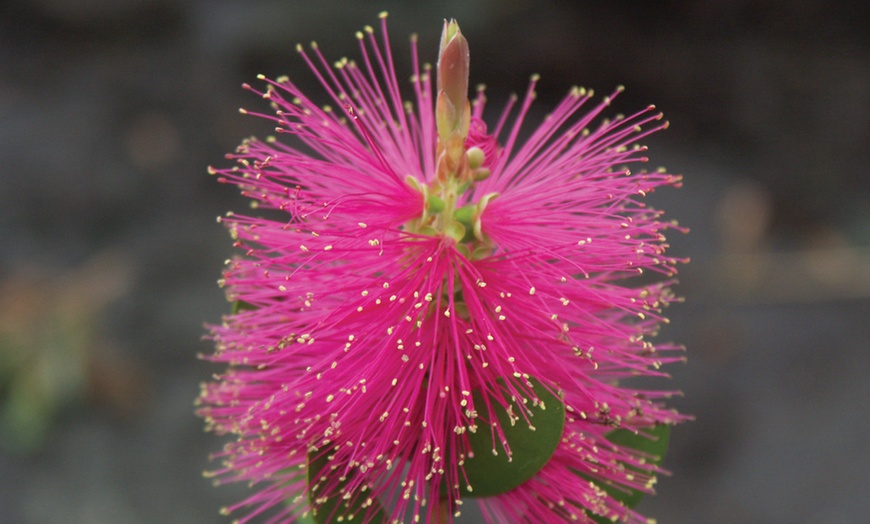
[198, 12, 687, 524]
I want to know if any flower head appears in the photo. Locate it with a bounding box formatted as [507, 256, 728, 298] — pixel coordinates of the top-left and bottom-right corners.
[198, 13, 687, 524]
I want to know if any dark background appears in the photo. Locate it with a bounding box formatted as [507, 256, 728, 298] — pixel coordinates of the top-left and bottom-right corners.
[1, 1, 868, 523]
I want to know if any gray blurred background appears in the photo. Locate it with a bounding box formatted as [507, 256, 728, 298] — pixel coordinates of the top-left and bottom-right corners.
[1, 1, 868, 523]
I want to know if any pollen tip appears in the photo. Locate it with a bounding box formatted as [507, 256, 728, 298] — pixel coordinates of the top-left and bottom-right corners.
[379, 11, 389, 19]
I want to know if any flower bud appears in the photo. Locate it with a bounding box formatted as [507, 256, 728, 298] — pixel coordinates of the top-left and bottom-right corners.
[436, 19, 471, 163]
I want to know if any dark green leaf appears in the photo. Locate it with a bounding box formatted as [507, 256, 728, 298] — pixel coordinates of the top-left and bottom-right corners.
[231, 300, 256, 314]
[293, 513, 316, 524]
[461, 377, 565, 497]
[307, 449, 387, 524]
[586, 423, 671, 523]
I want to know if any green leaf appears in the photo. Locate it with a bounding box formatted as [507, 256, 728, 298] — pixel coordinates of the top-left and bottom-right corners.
[293, 513, 316, 524]
[461, 377, 565, 497]
[307, 449, 387, 524]
[230, 300, 256, 314]
[586, 423, 671, 523]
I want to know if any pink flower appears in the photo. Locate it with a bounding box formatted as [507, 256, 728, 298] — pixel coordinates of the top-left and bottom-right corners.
[198, 13, 687, 524]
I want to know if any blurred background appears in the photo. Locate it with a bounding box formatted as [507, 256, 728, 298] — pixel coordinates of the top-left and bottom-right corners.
[1, 0, 867, 522]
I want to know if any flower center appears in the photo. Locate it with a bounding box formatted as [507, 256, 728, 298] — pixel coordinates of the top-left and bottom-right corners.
[404, 157, 498, 260]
